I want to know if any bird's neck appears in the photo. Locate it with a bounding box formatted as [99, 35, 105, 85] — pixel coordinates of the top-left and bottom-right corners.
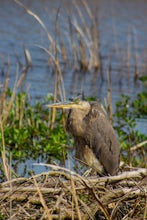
[68, 109, 87, 137]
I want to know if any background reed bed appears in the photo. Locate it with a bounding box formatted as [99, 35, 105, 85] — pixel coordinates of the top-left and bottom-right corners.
[14, 0, 101, 73]
[12, 0, 146, 94]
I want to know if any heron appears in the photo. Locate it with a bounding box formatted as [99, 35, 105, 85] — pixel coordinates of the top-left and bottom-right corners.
[48, 99, 120, 176]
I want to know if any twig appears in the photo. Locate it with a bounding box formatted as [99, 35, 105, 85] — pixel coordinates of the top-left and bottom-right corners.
[14, 0, 54, 45]
[32, 176, 52, 220]
[80, 178, 111, 220]
[130, 140, 147, 152]
[89, 168, 147, 184]
[33, 163, 84, 180]
[144, 196, 147, 220]
[70, 175, 82, 220]
[102, 186, 147, 204]
[0, 186, 62, 194]
[0, 167, 146, 219]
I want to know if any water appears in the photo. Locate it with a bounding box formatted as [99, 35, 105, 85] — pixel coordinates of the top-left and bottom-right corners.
[0, 0, 147, 100]
[0, 0, 147, 176]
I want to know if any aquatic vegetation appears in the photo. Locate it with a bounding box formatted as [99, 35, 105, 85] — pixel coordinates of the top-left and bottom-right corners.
[114, 92, 147, 167]
[0, 90, 68, 164]
[139, 75, 147, 83]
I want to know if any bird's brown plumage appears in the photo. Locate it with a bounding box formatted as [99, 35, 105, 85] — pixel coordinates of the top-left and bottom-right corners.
[48, 100, 120, 175]
[66, 101, 120, 175]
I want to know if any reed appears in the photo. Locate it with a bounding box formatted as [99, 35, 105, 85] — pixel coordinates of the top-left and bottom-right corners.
[0, 64, 68, 182]
[14, 0, 102, 74]
[0, 61, 31, 181]
[13, 0, 147, 88]
[107, 62, 113, 124]
[133, 29, 140, 81]
[70, 0, 101, 71]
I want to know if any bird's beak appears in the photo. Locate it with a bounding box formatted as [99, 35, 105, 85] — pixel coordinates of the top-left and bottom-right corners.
[47, 101, 82, 109]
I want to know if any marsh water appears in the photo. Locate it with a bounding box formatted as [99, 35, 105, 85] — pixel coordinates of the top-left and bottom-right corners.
[0, 0, 147, 176]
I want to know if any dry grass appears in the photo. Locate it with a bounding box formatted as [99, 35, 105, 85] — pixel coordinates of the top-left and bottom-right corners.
[0, 52, 32, 182]
[0, 165, 146, 220]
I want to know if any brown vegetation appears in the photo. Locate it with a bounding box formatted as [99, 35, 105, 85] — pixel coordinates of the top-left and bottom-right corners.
[0, 165, 146, 220]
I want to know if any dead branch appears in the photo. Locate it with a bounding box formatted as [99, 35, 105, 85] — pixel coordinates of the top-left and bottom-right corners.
[130, 140, 147, 152]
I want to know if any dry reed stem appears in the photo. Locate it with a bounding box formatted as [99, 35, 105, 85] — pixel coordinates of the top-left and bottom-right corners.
[24, 47, 32, 68]
[1, 64, 20, 124]
[144, 196, 147, 220]
[130, 140, 147, 152]
[32, 176, 52, 220]
[133, 28, 139, 80]
[52, 58, 66, 128]
[80, 178, 111, 220]
[1, 151, 10, 181]
[70, 174, 82, 220]
[0, 60, 10, 127]
[74, 2, 90, 38]
[34, 163, 147, 184]
[0, 67, 27, 181]
[14, 0, 55, 47]
[71, 1, 100, 70]
[15, 0, 101, 72]
[80, 0, 100, 68]
[77, 197, 96, 220]
[0, 62, 37, 210]
[0, 68, 9, 115]
[127, 27, 131, 70]
[0, 120, 10, 181]
[33, 43, 66, 128]
[68, 16, 78, 71]
[107, 64, 113, 124]
[1, 178, 146, 199]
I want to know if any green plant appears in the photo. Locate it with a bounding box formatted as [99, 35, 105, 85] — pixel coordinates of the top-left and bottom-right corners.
[0, 90, 68, 169]
[114, 93, 147, 167]
[139, 75, 147, 82]
[0, 212, 7, 220]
